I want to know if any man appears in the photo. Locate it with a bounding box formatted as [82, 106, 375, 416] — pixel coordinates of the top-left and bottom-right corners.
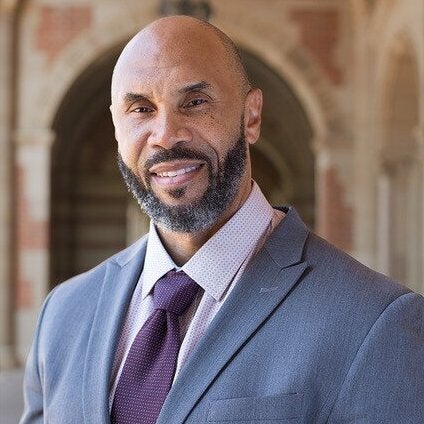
[21, 15, 423, 424]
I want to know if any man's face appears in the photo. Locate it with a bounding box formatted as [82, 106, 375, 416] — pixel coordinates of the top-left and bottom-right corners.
[110, 21, 261, 232]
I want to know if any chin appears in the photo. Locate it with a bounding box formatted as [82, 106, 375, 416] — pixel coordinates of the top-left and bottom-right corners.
[158, 185, 208, 204]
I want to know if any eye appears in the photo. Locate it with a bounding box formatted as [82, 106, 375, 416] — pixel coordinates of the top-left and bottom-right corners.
[132, 106, 154, 113]
[184, 98, 208, 108]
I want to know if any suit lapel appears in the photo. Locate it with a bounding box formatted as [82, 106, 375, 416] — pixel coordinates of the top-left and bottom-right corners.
[158, 208, 310, 424]
[82, 237, 147, 424]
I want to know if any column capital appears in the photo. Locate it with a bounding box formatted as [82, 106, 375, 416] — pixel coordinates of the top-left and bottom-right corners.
[312, 134, 353, 156]
[14, 127, 55, 147]
[379, 125, 424, 168]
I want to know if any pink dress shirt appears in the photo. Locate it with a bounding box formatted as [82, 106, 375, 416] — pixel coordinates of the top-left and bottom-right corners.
[109, 182, 284, 408]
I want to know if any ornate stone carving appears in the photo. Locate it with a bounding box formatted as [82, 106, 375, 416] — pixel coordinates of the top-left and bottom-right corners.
[159, 0, 212, 21]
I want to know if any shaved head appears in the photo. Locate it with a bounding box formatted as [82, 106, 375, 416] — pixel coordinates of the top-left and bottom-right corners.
[194, 18, 250, 91]
[111, 16, 250, 102]
[110, 15, 263, 236]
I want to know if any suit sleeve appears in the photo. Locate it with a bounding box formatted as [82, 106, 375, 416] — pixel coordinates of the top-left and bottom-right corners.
[327, 292, 424, 423]
[19, 289, 57, 424]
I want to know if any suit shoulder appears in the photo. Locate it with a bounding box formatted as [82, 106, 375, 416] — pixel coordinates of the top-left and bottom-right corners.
[303, 232, 411, 308]
[49, 234, 148, 303]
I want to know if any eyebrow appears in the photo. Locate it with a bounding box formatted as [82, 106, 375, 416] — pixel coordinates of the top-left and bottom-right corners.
[177, 81, 211, 94]
[122, 81, 212, 104]
[123, 92, 151, 104]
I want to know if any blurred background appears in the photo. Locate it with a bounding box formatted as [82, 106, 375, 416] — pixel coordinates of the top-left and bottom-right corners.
[1, 0, 423, 421]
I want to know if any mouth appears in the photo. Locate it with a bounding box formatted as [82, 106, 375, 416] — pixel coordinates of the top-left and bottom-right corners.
[149, 161, 205, 187]
[155, 164, 201, 177]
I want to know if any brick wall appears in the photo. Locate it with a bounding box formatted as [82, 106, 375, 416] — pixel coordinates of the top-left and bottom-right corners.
[290, 7, 343, 85]
[36, 5, 92, 63]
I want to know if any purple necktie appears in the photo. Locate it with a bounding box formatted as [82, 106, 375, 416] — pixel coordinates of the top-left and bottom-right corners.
[111, 271, 199, 424]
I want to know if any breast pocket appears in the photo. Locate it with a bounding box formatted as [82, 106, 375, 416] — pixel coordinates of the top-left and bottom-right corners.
[207, 392, 302, 424]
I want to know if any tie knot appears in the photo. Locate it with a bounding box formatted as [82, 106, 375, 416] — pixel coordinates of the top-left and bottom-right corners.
[153, 271, 199, 316]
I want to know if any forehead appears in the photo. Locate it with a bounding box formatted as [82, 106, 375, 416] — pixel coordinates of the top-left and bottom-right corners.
[112, 28, 238, 101]
[116, 62, 226, 98]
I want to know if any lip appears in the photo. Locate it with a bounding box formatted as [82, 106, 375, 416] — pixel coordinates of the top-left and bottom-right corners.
[149, 160, 205, 188]
[149, 160, 205, 175]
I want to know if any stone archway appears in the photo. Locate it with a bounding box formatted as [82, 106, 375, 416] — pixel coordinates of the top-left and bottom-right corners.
[243, 49, 315, 224]
[50, 43, 314, 287]
[50, 44, 131, 286]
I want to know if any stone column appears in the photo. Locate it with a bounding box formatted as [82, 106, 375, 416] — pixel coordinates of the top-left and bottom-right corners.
[375, 127, 424, 293]
[0, 3, 18, 370]
[314, 136, 354, 255]
[14, 128, 54, 363]
[350, 9, 379, 271]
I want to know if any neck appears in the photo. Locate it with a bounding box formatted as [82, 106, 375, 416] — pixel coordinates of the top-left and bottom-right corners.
[155, 228, 213, 267]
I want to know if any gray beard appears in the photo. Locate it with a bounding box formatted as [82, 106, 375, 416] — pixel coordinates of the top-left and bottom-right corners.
[117, 128, 247, 233]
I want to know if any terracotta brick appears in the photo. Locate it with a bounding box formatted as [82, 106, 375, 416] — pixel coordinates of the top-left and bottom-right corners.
[290, 7, 343, 85]
[319, 167, 353, 251]
[16, 166, 48, 251]
[15, 277, 33, 309]
[36, 5, 92, 63]
[15, 165, 50, 309]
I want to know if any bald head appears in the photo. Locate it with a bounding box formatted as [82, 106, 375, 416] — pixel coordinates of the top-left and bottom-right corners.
[110, 15, 264, 237]
[111, 16, 250, 101]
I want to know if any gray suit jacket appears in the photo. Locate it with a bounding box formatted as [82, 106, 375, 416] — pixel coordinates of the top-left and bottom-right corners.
[21, 207, 424, 423]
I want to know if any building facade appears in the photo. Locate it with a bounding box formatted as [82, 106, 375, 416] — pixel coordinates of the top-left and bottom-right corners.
[1, 0, 423, 369]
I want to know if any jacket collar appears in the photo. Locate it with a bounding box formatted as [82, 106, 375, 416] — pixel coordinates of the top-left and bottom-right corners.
[157, 206, 310, 424]
[82, 206, 309, 423]
[82, 236, 148, 423]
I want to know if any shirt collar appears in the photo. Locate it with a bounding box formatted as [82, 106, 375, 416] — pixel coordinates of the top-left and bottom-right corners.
[141, 221, 177, 300]
[141, 181, 274, 301]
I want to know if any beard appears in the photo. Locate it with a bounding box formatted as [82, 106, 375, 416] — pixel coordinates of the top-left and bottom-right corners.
[117, 123, 247, 233]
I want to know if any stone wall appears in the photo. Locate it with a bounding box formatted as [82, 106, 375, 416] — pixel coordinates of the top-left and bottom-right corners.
[1, 0, 422, 368]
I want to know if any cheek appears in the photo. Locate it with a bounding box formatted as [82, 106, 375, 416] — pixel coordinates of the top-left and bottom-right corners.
[198, 112, 232, 148]
[202, 120, 240, 161]
[116, 122, 147, 167]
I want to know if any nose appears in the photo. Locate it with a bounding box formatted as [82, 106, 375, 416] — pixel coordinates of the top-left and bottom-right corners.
[148, 109, 192, 149]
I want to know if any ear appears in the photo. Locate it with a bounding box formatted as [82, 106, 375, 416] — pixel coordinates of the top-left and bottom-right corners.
[109, 104, 116, 128]
[109, 104, 121, 144]
[243, 88, 263, 145]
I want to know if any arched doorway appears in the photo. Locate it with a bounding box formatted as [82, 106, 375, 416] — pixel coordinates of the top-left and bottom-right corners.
[50, 44, 314, 286]
[50, 46, 128, 286]
[243, 51, 314, 224]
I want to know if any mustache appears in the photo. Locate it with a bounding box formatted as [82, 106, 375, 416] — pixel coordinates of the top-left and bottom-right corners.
[144, 147, 212, 170]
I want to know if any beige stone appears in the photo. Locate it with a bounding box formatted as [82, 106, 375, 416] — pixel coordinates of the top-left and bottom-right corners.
[0, 0, 423, 368]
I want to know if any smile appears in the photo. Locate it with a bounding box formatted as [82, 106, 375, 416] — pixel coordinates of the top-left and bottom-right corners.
[149, 161, 205, 188]
[156, 165, 200, 178]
